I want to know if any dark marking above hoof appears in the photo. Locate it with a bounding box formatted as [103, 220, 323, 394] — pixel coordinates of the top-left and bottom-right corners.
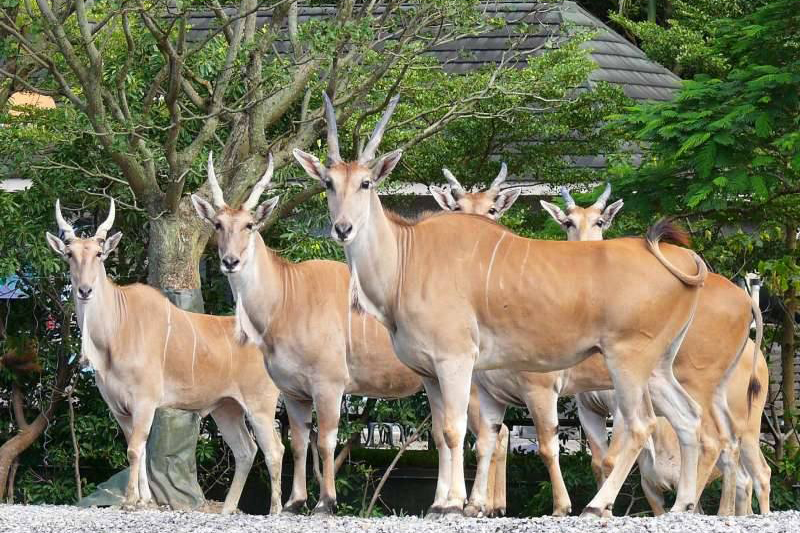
[463, 504, 483, 518]
[312, 498, 336, 516]
[581, 506, 604, 518]
[425, 506, 444, 519]
[442, 505, 464, 517]
[281, 501, 307, 515]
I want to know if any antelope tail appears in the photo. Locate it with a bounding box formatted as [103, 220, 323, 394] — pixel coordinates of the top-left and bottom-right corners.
[747, 290, 764, 417]
[645, 220, 708, 286]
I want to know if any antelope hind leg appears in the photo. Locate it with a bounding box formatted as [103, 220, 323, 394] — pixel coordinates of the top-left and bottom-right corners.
[211, 403, 258, 515]
[464, 387, 505, 518]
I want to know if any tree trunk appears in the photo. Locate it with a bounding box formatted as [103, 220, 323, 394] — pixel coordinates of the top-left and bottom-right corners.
[147, 200, 210, 304]
[781, 224, 797, 444]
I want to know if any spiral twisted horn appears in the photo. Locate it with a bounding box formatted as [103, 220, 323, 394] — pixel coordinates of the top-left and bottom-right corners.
[560, 187, 576, 210]
[242, 153, 274, 211]
[207, 152, 227, 208]
[489, 162, 508, 191]
[322, 92, 342, 164]
[359, 95, 400, 163]
[592, 182, 612, 210]
[442, 168, 465, 198]
[95, 198, 115, 240]
[54, 199, 76, 241]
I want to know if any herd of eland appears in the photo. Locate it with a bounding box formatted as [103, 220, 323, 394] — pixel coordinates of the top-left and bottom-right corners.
[44, 93, 769, 519]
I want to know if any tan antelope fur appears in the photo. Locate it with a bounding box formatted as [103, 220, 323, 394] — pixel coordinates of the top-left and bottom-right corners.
[542, 186, 767, 515]
[431, 167, 612, 516]
[191, 153, 424, 515]
[45, 200, 285, 514]
[294, 94, 714, 517]
[439, 178, 767, 515]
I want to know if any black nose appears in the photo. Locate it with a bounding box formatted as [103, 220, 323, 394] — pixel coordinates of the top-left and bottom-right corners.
[77, 287, 92, 299]
[222, 256, 240, 271]
[334, 222, 353, 240]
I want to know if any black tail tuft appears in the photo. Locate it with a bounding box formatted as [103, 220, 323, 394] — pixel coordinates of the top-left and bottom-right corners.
[747, 377, 762, 417]
[647, 218, 691, 248]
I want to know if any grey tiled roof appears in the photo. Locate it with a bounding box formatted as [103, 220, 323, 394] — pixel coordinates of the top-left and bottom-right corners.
[186, 1, 681, 102]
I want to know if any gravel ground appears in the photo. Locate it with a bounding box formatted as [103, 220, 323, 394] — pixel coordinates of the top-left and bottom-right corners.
[1, 505, 799, 533]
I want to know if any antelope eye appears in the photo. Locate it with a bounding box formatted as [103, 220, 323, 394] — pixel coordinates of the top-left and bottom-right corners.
[65, 251, 73, 259]
[488, 208, 497, 216]
[595, 220, 604, 227]
[96, 251, 102, 258]
[361, 181, 371, 190]
[214, 222, 222, 231]
[452, 206, 461, 211]
[324, 179, 333, 190]
[563, 220, 574, 228]
[245, 223, 254, 231]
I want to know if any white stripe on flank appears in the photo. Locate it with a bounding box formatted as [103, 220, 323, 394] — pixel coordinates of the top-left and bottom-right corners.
[485, 232, 507, 312]
[162, 299, 172, 372]
[218, 318, 233, 378]
[182, 309, 197, 385]
[520, 241, 531, 278]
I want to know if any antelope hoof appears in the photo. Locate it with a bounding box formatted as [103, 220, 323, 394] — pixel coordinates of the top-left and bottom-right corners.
[281, 500, 307, 515]
[442, 505, 464, 517]
[463, 503, 484, 518]
[425, 506, 444, 519]
[312, 497, 336, 516]
[553, 506, 571, 517]
[670, 502, 695, 514]
[580, 506, 604, 519]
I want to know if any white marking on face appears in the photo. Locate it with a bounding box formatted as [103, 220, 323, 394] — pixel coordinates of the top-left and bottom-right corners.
[484, 232, 507, 311]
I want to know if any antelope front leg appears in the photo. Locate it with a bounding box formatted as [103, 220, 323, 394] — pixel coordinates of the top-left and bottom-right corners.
[525, 388, 571, 516]
[423, 378, 452, 518]
[490, 424, 509, 517]
[311, 388, 344, 515]
[438, 357, 475, 515]
[465, 386, 505, 518]
[123, 406, 156, 510]
[283, 398, 313, 514]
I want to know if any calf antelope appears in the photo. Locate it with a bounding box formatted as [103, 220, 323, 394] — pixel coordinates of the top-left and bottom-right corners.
[294, 94, 725, 517]
[45, 200, 284, 514]
[191, 154, 424, 515]
[436, 177, 767, 515]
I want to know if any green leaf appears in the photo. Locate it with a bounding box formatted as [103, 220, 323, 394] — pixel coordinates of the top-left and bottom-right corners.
[678, 132, 711, 155]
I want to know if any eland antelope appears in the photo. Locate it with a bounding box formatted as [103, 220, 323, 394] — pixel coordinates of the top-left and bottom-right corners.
[191, 153, 425, 515]
[435, 177, 767, 515]
[45, 200, 285, 514]
[293, 94, 727, 517]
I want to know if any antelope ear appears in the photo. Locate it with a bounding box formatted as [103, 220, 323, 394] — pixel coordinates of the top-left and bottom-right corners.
[371, 149, 403, 185]
[430, 185, 457, 211]
[292, 149, 327, 183]
[102, 232, 123, 259]
[494, 188, 522, 217]
[253, 196, 280, 230]
[540, 200, 569, 225]
[600, 199, 624, 228]
[191, 194, 217, 226]
[46, 232, 67, 257]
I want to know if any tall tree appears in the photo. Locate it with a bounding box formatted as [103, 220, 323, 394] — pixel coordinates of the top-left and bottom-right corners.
[611, 0, 799, 455]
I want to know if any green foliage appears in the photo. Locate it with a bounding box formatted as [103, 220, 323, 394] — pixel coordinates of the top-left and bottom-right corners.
[610, 0, 767, 78]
